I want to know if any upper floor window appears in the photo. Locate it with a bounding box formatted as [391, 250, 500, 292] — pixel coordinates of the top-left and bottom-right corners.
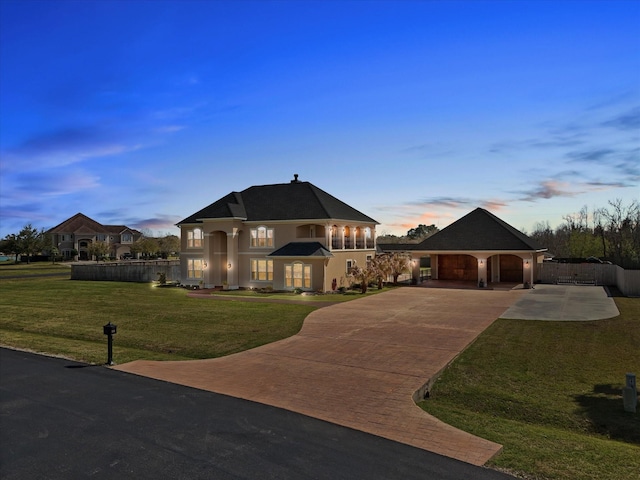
[187, 228, 203, 248]
[62, 234, 72, 242]
[251, 226, 274, 248]
[121, 233, 133, 243]
[97, 234, 107, 242]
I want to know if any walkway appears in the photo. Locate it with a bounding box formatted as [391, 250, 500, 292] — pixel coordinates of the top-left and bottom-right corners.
[115, 287, 523, 466]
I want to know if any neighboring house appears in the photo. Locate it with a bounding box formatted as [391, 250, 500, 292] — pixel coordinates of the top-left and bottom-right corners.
[47, 213, 142, 261]
[177, 175, 379, 291]
[381, 208, 546, 286]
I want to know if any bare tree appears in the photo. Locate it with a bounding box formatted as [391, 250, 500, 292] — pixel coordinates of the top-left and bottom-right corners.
[597, 199, 640, 267]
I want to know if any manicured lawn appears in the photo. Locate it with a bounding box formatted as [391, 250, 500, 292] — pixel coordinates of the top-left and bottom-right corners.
[419, 296, 640, 480]
[0, 262, 71, 277]
[0, 275, 314, 364]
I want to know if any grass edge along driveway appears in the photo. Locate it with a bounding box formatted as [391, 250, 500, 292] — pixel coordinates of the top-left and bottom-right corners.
[419, 295, 640, 480]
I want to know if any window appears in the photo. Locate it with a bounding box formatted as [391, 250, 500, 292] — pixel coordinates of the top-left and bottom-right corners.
[62, 234, 72, 242]
[285, 262, 311, 289]
[250, 226, 274, 247]
[346, 259, 354, 273]
[251, 259, 273, 281]
[187, 259, 204, 279]
[187, 228, 203, 248]
[121, 233, 133, 243]
[97, 234, 107, 242]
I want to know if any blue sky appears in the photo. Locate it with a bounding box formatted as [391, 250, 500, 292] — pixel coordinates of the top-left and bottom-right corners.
[1, 0, 638, 239]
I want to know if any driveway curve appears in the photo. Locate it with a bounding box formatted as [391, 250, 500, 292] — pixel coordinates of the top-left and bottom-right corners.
[115, 287, 523, 466]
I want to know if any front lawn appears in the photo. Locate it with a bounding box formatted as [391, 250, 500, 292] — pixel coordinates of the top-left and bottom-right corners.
[0, 276, 314, 364]
[419, 296, 640, 480]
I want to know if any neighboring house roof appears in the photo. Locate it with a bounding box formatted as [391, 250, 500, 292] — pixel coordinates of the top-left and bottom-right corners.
[268, 242, 334, 258]
[178, 176, 378, 225]
[47, 213, 141, 236]
[415, 208, 545, 251]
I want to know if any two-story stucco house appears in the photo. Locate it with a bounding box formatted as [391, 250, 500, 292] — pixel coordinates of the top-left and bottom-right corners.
[177, 175, 379, 291]
[47, 213, 142, 261]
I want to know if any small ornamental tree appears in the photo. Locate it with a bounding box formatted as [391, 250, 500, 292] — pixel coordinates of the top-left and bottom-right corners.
[386, 252, 412, 285]
[348, 263, 377, 294]
[88, 241, 110, 262]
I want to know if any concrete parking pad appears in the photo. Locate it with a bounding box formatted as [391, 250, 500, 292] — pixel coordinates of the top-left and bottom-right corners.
[500, 285, 619, 321]
[115, 287, 523, 466]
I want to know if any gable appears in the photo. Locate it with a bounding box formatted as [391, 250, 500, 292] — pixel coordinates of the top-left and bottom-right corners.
[417, 208, 543, 251]
[47, 213, 108, 234]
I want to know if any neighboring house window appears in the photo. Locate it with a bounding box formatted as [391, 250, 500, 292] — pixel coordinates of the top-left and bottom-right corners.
[251, 259, 273, 281]
[97, 234, 107, 242]
[251, 226, 274, 248]
[285, 262, 311, 289]
[187, 259, 204, 278]
[122, 233, 133, 243]
[187, 228, 203, 248]
[62, 234, 72, 242]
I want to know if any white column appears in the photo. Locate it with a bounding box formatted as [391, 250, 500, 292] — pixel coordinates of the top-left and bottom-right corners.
[226, 228, 240, 290]
[477, 257, 487, 287]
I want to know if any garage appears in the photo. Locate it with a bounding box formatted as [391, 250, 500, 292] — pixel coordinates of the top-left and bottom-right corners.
[403, 208, 546, 286]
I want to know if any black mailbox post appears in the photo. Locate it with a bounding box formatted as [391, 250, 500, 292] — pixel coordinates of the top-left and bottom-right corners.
[103, 322, 117, 365]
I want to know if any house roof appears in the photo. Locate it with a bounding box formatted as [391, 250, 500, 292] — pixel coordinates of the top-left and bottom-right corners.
[178, 177, 378, 225]
[268, 242, 334, 258]
[47, 213, 141, 236]
[415, 208, 544, 252]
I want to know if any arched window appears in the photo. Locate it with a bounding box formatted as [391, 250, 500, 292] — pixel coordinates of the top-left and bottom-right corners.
[187, 228, 203, 248]
[250, 226, 274, 248]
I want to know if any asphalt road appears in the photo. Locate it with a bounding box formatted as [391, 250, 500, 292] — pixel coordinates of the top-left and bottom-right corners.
[0, 348, 514, 479]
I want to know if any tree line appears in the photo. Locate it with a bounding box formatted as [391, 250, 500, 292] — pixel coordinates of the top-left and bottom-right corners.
[526, 199, 639, 268]
[0, 226, 180, 263]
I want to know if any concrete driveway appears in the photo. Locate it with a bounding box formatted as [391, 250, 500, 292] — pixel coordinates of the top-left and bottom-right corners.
[501, 285, 619, 321]
[115, 287, 523, 466]
[115, 285, 621, 465]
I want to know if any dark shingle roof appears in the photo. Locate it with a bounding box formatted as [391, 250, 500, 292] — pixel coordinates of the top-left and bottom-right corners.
[416, 208, 544, 251]
[268, 242, 333, 258]
[178, 180, 378, 225]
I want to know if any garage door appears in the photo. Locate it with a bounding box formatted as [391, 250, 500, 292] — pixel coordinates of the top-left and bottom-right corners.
[499, 255, 523, 282]
[438, 255, 477, 281]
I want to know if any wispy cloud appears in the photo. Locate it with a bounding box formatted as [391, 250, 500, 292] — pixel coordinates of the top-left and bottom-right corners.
[601, 106, 640, 131]
[404, 196, 476, 209]
[518, 180, 576, 202]
[4, 171, 100, 200]
[566, 148, 617, 163]
[0, 126, 142, 172]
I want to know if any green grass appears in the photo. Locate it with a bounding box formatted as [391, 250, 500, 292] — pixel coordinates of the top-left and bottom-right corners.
[0, 276, 314, 364]
[419, 296, 640, 480]
[0, 262, 71, 277]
